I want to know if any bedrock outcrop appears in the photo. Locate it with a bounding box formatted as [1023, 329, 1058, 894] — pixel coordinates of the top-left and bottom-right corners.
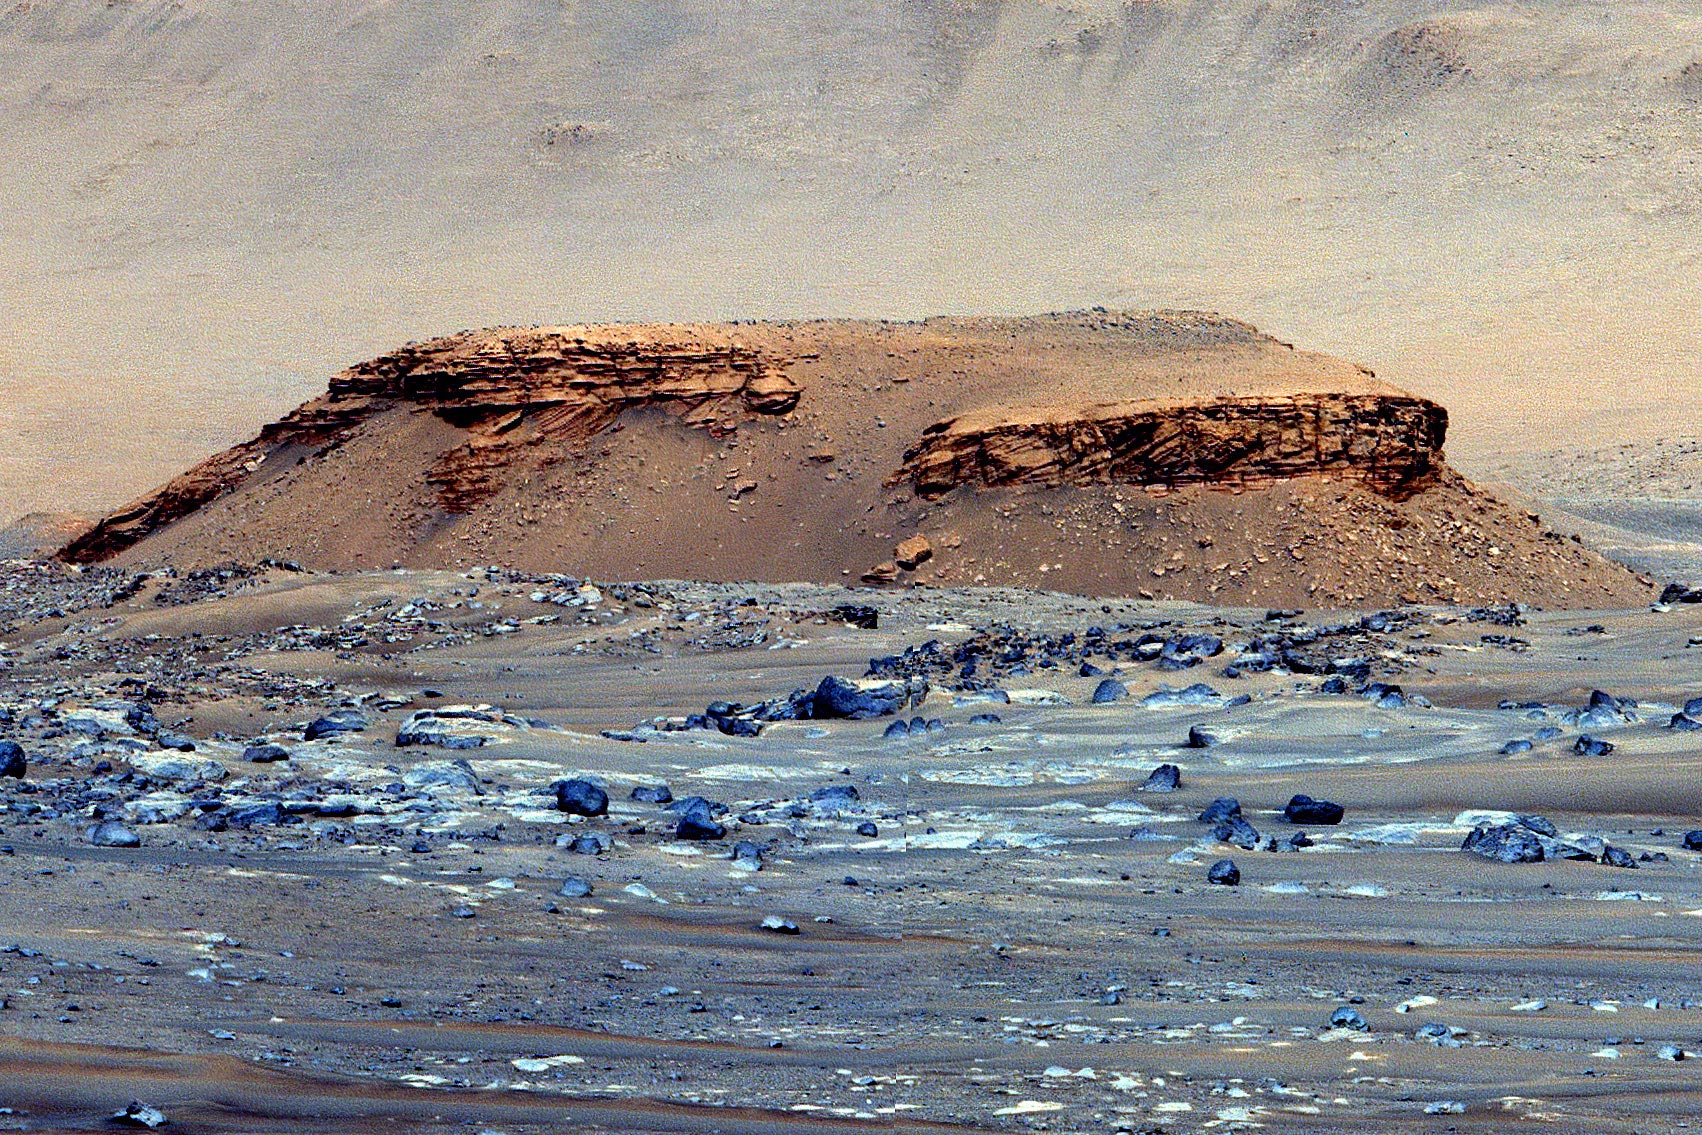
[898, 393, 1449, 501]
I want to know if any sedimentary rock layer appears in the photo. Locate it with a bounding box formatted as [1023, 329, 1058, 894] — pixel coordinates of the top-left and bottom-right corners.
[60, 328, 801, 561]
[898, 394, 1449, 501]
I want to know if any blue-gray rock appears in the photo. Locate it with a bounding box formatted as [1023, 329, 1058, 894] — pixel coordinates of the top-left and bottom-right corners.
[1500, 739, 1533, 754]
[883, 719, 910, 739]
[1213, 816, 1261, 849]
[1140, 763, 1181, 793]
[88, 821, 140, 848]
[552, 778, 609, 816]
[557, 876, 593, 898]
[243, 742, 291, 763]
[1463, 822, 1545, 863]
[1198, 797, 1241, 823]
[1091, 679, 1129, 704]
[968, 712, 1002, 725]
[812, 675, 905, 719]
[1683, 831, 1702, 851]
[1142, 683, 1221, 708]
[1602, 845, 1638, 869]
[1329, 1007, 1368, 1031]
[0, 740, 24, 779]
[1207, 859, 1240, 886]
[631, 784, 673, 804]
[675, 800, 727, 841]
[1284, 794, 1344, 825]
[856, 820, 879, 837]
[1184, 725, 1216, 748]
[1671, 714, 1702, 732]
[1575, 734, 1615, 756]
[304, 709, 368, 741]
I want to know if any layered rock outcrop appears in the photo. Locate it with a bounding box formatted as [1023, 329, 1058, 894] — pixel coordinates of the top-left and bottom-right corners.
[60, 328, 801, 561]
[897, 394, 1448, 501]
[52, 311, 1649, 608]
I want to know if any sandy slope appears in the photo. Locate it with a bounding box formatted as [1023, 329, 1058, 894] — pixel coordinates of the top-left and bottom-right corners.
[3, 0, 1701, 515]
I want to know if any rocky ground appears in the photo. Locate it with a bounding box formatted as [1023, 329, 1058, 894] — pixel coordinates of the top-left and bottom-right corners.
[2, 561, 1702, 1133]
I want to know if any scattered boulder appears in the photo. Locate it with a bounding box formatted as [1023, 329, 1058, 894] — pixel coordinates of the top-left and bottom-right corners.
[1091, 678, 1129, 704]
[856, 820, 879, 837]
[1660, 582, 1702, 604]
[557, 876, 593, 899]
[1185, 725, 1216, 748]
[304, 709, 368, 741]
[1284, 794, 1345, 825]
[1602, 845, 1638, 869]
[830, 604, 878, 629]
[242, 742, 291, 764]
[630, 784, 673, 804]
[553, 778, 609, 816]
[1329, 1007, 1368, 1032]
[811, 675, 914, 719]
[1463, 822, 1546, 863]
[1140, 763, 1181, 793]
[1682, 831, 1702, 851]
[761, 914, 800, 934]
[1207, 859, 1240, 886]
[0, 740, 24, 779]
[894, 534, 933, 571]
[675, 800, 727, 841]
[1575, 734, 1615, 756]
[860, 561, 899, 585]
[88, 821, 140, 848]
[1213, 816, 1261, 849]
[1198, 797, 1241, 824]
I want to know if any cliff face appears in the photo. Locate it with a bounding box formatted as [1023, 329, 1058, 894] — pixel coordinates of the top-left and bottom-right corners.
[899, 394, 1449, 502]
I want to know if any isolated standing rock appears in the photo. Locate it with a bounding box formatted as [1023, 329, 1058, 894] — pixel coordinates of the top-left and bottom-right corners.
[0, 740, 25, 778]
[894, 534, 933, 571]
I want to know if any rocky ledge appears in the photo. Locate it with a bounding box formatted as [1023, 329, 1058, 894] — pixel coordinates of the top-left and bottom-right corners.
[897, 393, 1449, 501]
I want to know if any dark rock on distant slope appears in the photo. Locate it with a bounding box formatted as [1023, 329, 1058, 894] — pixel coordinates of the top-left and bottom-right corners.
[1660, 583, 1702, 603]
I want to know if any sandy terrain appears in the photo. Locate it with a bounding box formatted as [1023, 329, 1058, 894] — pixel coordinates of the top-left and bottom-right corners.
[2, 563, 1701, 1132]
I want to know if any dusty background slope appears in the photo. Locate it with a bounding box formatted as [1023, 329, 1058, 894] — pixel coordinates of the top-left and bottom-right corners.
[3, 0, 1699, 516]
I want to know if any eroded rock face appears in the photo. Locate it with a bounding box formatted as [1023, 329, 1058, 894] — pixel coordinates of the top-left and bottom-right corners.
[896, 393, 1448, 501]
[61, 327, 802, 561]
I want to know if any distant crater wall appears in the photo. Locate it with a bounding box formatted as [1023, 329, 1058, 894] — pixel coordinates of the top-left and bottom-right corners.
[898, 393, 1449, 500]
